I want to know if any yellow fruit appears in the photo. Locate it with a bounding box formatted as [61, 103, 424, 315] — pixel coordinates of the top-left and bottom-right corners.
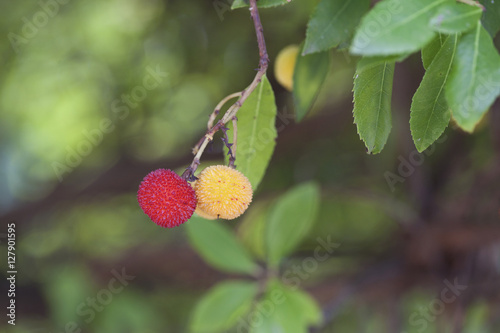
[194, 165, 253, 220]
[190, 181, 218, 220]
[195, 206, 218, 220]
[274, 44, 299, 91]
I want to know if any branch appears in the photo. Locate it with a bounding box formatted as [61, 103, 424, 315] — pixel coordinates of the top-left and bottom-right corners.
[230, 116, 238, 168]
[207, 92, 241, 131]
[182, 0, 269, 180]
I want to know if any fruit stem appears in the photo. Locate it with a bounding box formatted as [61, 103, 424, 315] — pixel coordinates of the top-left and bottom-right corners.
[182, 0, 269, 180]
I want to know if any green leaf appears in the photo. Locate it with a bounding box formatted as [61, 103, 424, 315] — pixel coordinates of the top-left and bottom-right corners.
[186, 217, 258, 275]
[284, 285, 322, 326]
[231, 0, 289, 9]
[303, 0, 370, 54]
[249, 280, 322, 333]
[225, 75, 277, 191]
[479, 0, 500, 37]
[190, 281, 258, 333]
[237, 202, 269, 260]
[353, 58, 395, 154]
[429, 3, 482, 34]
[445, 24, 500, 132]
[410, 34, 458, 152]
[293, 46, 330, 122]
[350, 0, 453, 56]
[357, 53, 410, 66]
[266, 182, 320, 267]
[421, 33, 446, 70]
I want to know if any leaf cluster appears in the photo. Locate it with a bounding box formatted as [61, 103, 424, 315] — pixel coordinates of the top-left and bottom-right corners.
[243, 0, 500, 154]
[186, 183, 322, 333]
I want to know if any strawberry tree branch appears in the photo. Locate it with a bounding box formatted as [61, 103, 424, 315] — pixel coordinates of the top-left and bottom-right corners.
[230, 116, 238, 168]
[192, 92, 241, 156]
[207, 92, 242, 131]
[182, 0, 269, 181]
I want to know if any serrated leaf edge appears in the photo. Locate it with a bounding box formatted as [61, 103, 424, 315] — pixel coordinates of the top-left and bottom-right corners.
[410, 34, 457, 152]
[353, 61, 394, 154]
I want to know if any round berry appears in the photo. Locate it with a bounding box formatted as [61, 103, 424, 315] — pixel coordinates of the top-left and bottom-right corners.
[190, 181, 218, 220]
[195, 206, 218, 220]
[274, 44, 299, 91]
[195, 165, 253, 220]
[137, 169, 197, 228]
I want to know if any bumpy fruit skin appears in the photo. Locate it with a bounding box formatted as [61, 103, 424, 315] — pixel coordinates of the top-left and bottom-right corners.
[137, 169, 197, 228]
[274, 44, 299, 91]
[195, 165, 253, 220]
[195, 206, 218, 220]
[190, 181, 218, 220]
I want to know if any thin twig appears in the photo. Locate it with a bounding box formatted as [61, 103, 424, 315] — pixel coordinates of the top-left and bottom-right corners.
[207, 92, 241, 131]
[192, 92, 241, 156]
[182, 0, 269, 180]
[229, 117, 238, 168]
[221, 0, 269, 124]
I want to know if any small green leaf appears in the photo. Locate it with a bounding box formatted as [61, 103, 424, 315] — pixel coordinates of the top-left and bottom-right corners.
[249, 280, 322, 333]
[353, 58, 395, 154]
[186, 217, 258, 275]
[479, 0, 500, 37]
[421, 33, 446, 70]
[225, 75, 277, 191]
[231, 0, 289, 9]
[429, 3, 482, 34]
[284, 285, 322, 326]
[237, 202, 269, 260]
[445, 24, 500, 132]
[266, 182, 320, 267]
[293, 46, 330, 122]
[303, 0, 370, 54]
[410, 34, 458, 152]
[351, 0, 453, 56]
[190, 281, 258, 333]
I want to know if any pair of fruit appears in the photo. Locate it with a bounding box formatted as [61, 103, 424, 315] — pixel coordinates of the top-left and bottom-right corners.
[137, 165, 253, 228]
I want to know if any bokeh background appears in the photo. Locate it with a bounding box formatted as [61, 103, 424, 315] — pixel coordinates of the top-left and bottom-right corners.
[1, 0, 499, 332]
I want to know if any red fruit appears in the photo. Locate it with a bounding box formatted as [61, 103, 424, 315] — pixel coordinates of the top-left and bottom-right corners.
[137, 169, 197, 228]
